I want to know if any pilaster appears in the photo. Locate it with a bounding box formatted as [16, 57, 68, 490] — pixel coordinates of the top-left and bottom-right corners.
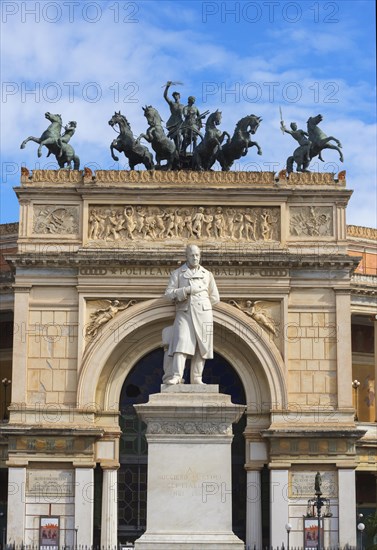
[7, 466, 27, 545]
[335, 290, 353, 409]
[100, 464, 119, 548]
[338, 468, 357, 547]
[74, 466, 94, 547]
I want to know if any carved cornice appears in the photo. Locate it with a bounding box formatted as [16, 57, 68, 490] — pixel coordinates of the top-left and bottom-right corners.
[20, 169, 346, 188]
[347, 225, 377, 242]
[0, 222, 19, 236]
[351, 274, 377, 296]
[5, 251, 359, 271]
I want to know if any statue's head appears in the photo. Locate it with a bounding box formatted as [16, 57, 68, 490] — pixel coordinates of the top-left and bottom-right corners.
[290, 122, 297, 131]
[188, 96, 196, 105]
[65, 121, 77, 132]
[186, 244, 201, 268]
[172, 91, 180, 101]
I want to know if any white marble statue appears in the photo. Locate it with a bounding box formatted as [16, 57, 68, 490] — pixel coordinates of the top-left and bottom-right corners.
[164, 244, 220, 384]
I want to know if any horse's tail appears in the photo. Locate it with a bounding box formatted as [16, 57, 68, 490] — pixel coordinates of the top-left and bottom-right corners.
[286, 156, 294, 175]
[73, 156, 80, 170]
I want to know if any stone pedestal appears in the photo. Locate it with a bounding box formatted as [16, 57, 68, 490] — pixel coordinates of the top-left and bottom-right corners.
[134, 385, 245, 549]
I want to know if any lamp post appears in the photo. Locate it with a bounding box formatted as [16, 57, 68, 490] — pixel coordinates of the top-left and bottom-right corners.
[306, 472, 332, 550]
[352, 379, 361, 421]
[285, 523, 292, 550]
[1, 378, 11, 421]
[357, 521, 365, 550]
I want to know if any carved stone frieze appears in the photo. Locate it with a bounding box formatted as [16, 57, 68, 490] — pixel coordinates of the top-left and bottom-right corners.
[289, 206, 333, 237]
[33, 205, 79, 235]
[9, 436, 93, 454]
[147, 421, 232, 435]
[88, 205, 280, 243]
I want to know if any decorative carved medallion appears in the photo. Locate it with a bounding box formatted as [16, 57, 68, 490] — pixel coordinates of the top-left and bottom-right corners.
[33, 205, 79, 234]
[289, 206, 333, 237]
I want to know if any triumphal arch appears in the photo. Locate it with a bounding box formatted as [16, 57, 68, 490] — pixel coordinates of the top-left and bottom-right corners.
[2, 166, 371, 548]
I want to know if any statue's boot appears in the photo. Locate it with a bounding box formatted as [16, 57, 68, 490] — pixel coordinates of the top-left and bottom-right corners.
[165, 376, 181, 385]
[190, 349, 205, 385]
[169, 353, 187, 384]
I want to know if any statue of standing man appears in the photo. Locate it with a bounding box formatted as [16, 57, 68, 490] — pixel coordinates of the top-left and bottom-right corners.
[164, 244, 220, 385]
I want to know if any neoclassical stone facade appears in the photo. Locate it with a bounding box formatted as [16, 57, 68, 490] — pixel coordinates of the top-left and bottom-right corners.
[0, 169, 376, 548]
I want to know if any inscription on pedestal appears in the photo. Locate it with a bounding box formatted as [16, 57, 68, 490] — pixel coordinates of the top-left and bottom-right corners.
[159, 468, 222, 498]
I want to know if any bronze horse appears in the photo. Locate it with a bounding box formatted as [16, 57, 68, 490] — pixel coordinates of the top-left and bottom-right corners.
[287, 114, 343, 174]
[137, 106, 178, 170]
[217, 114, 262, 171]
[109, 111, 154, 170]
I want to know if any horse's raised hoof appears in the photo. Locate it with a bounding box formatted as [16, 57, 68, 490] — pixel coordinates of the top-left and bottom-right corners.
[20, 142, 25, 149]
[258, 150, 262, 155]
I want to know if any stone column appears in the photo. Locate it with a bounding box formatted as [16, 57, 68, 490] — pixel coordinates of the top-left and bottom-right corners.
[7, 466, 26, 545]
[246, 469, 262, 549]
[270, 468, 289, 548]
[335, 290, 353, 409]
[338, 468, 357, 547]
[101, 464, 119, 548]
[74, 466, 94, 547]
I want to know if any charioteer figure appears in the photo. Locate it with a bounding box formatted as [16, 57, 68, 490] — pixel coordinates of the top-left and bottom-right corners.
[181, 96, 209, 153]
[163, 81, 184, 150]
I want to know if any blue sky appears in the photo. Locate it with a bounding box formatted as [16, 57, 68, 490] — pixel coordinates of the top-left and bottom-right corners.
[1, 0, 376, 227]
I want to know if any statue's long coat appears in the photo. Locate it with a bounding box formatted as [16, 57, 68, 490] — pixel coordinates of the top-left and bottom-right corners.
[165, 263, 220, 359]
